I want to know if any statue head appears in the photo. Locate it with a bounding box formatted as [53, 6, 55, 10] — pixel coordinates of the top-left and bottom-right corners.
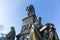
[45, 23, 54, 28]
[45, 23, 55, 31]
[26, 5, 35, 16]
[36, 17, 41, 25]
[11, 27, 15, 31]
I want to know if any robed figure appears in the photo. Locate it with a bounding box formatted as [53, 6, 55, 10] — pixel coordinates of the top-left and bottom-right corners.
[29, 24, 42, 40]
[6, 27, 16, 40]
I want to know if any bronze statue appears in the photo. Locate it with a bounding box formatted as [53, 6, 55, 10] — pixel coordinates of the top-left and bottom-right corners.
[45, 23, 59, 40]
[16, 5, 59, 40]
[6, 27, 16, 40]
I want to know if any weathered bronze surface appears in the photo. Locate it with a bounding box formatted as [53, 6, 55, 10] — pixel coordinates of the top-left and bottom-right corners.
[16, 5, 59, 40]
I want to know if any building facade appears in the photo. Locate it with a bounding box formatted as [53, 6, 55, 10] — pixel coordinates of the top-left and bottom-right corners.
[16, 5, 59, 40]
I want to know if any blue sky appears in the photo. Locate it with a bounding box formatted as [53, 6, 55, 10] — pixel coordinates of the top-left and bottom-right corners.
[0, 0, 60, 38]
